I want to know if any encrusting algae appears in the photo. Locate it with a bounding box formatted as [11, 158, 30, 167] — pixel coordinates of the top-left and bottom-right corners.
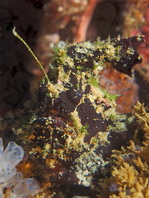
[0, 28, 148, 198]
[108, 102, 149, 198]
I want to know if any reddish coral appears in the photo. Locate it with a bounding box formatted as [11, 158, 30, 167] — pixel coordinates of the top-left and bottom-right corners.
[99, 68, 139, 113]
[75, 0, 98, 42]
